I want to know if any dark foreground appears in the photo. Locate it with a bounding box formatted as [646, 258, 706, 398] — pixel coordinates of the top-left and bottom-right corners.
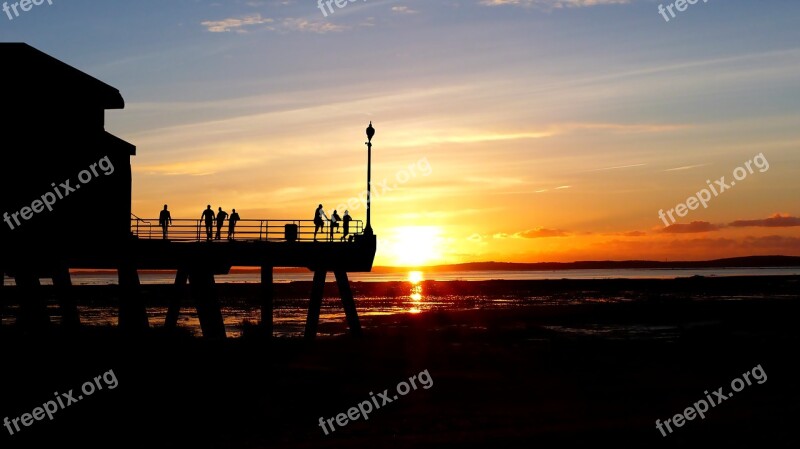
[1, 277, 799, 448]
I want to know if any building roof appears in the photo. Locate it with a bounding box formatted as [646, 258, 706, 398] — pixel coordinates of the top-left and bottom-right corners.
[0, 43, 125, 110]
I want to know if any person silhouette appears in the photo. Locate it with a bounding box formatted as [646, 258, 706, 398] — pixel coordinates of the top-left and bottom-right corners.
[330, 210, 341, 242]
[228, 209, 240, 240]
[201, 205, 215, 241]
[215, 207, 228, 240]
[159, 204, 172, 239]
[341, 210, 352, 242]
[313, 204, 329, 242]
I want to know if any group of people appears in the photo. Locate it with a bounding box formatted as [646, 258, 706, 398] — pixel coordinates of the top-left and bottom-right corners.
[314, 204, 353, 242]
[157, 203, 354, 242]
[200, 205, 241, 241]
[158, 205, 241, 241]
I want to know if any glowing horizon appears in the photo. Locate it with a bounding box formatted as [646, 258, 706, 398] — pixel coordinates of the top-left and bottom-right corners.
[4, 1, 799, 267]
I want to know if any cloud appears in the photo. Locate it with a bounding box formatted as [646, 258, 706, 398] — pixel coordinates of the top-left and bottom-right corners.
[201, 14, 346, 34]
[729, 213, 800, 228]
[280, 18, 348, 33]
[664, 164, 709, 172]
[201, 14, 273, 33]
[661, 221, 722, 234]
[495, 228, 570, 238]
[392, 6, 419, 14]
[479, 0, 633, 9]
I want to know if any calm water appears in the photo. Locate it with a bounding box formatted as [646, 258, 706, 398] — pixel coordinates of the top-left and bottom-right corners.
[3, 268, 798, 338]
[5, 267, 798, 286]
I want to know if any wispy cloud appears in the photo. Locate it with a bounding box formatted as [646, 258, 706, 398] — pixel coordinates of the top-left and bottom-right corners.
[729, 214, 800, 228]
[392, 6, 419, 14]
[201, 14, 273, 33]
[280, 18, 348, 33]
[661, 221, 722, 234]
[494, 228, 570, 238]
[201, 14, 346, 34]
[479, 0, 633, 9]
[664, 164, 709, 172]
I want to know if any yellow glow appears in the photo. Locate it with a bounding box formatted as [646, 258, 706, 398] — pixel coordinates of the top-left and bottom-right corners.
[408, 271, 424, 284]
[383, 227, 443, 266]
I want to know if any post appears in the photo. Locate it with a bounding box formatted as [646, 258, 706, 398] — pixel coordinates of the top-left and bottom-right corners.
[189, 268, 226, 339]
[118, 265, 150, 332]
[260, 265, 273, 337]
[365, 121, 375, 236]
[14, 272, 50, 330]
[53, 266, 80, 329]
[165, 269, 188, 330]
[304, 270, 327, 339]
[365, 140, 372, 235]
[334, 271, 362, 337]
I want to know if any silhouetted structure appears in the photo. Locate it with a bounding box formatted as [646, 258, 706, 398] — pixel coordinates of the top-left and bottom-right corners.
[0, 43, 141, 331]
[0, 44, 377, 339]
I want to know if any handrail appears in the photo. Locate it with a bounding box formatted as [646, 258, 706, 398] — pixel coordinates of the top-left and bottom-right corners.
[130, 213, 153, 239]
[131, 217, 365, 242]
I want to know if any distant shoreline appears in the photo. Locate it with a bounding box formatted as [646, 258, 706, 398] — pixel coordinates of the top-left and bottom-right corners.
[58, 255, 800, 275]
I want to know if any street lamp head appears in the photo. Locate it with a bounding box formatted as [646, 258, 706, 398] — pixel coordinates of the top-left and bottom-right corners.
[366, 121, 375, 143]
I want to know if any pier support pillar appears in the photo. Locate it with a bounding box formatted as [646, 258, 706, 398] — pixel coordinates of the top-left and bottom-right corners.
[14, 272, 50, 330]
[118, 266, 150, 332]
[334, 271, 362, 337]
[0, 266, 4, 330]
[260, 265, 273, 337]
[53, 267, 80, 329]
[165, 269, 188, 330]
[304, 270, 327, 339]
[189, 269, 226, 339]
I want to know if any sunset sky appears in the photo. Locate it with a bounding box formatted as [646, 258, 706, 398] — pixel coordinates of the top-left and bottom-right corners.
[3, 0, 799, 266]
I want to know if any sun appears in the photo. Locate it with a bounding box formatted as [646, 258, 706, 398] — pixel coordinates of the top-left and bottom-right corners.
[380, 226, 443, 266]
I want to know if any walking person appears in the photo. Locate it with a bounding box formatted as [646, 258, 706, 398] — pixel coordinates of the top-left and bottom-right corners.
[330, 210, 341, 242]
[215, 207, 228, 240]
[228, 209, 240, 240]
[201, 205, 215, 241]
[313, 204, 329, 242]
[159, 204, 172, 239]
[341, 210, 352, 242]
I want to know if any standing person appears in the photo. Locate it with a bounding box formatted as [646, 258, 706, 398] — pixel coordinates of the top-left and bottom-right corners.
[228, 209, 240, 240]
[330, 210, 341, 242]
[313, 204, 329, 242]
[159, 204, 172, 239]
[201, 205, 215, 241]
[215, 207, 228, 240]
[341, 210, 352, 242]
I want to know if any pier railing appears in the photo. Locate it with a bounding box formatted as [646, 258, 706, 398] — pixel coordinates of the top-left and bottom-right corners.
[131, 218, 364, 242]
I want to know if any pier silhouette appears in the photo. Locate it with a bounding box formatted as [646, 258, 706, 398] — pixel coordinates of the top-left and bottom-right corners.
[0, 43, 377, 339]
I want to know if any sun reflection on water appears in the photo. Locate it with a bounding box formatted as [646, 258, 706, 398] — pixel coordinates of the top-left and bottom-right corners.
[407, 271, 424, 313]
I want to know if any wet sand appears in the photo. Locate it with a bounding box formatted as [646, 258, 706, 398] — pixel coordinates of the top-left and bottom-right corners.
[1, 276, 799, 448]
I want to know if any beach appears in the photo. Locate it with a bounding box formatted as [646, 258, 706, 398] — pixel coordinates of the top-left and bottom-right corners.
[1, 275, 799, 448]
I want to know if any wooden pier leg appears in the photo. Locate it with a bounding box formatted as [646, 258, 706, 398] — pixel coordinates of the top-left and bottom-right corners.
[165, 269, 188, 330]
[14, 272, 50, 330]
[53, 267, 80, 329]
[334, 271, 362, 337]
[0, 267, 5, 330]
[118, 266, 150, 332]
[304, 270, 327, 340]
[260, 265, 273, 337]
[189, 269, 226, 339]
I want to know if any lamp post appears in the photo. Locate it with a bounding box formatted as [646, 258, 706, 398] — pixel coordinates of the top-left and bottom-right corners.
[364, 121, 375, 236]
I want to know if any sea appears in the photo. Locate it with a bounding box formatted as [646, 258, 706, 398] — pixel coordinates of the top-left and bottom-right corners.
[3, 267, 799, 337]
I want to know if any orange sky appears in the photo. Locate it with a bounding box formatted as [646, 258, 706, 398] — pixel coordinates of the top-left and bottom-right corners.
[13, 1, 790, 267]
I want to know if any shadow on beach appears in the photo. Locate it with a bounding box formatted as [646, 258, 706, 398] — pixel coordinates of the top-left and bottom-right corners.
[1, 276, 799, 448]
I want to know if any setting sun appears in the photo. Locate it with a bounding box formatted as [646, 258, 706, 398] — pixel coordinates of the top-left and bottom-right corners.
[379, 227, 443, 266]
